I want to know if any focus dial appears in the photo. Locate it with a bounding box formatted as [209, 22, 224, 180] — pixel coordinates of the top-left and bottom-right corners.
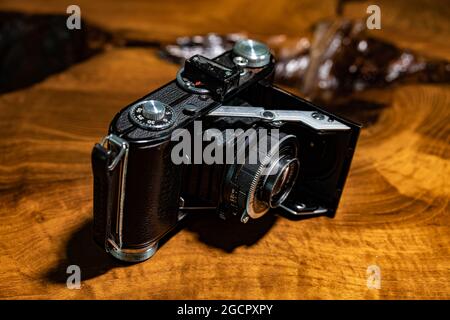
[129, 100, 174, 130]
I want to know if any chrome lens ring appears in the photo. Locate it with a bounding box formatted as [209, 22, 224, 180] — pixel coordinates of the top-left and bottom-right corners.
[261, 156, 300, 208]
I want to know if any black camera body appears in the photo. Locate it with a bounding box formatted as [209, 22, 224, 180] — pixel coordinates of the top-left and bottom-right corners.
[92, 40, 360, 262]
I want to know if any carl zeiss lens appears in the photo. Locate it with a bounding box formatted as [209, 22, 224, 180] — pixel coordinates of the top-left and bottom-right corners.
[223, 130, 300, 220]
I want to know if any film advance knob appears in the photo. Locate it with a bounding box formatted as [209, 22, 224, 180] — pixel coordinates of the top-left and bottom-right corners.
[129, 99, 174, 130]
[232, 39, 271, 68]
[141, 100, 167, 121]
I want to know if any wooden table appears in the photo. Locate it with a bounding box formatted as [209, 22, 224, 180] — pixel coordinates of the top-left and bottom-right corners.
[0, 0, 449, 299]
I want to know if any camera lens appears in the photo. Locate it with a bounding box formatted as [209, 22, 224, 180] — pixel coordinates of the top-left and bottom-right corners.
[223, 131, 299, 220]
[260, 156, 299, 208]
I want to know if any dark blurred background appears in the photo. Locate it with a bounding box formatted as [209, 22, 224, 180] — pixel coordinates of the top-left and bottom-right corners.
[0, 0, 448, 119]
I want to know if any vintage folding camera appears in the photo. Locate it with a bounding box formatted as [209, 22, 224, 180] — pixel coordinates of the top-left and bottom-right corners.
[91, 39, 360, 262]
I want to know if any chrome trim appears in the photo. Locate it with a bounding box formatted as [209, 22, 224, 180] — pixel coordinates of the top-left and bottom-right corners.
[208, 106, 350, 131]
[107, 241, 158, 263]
[280, 203, 328, 216]
[101, 134, 129, 250]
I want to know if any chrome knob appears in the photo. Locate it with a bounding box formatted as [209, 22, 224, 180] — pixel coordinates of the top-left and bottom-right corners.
[232, 39, 271, 68]
[129, 99, 174, 130]
[141, 100, 167, 121]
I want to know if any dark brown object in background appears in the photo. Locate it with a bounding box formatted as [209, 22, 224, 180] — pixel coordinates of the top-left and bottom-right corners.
[0, 12, 112, 94]
[295, 19, 450, 104]
[160, 22, 450, 107]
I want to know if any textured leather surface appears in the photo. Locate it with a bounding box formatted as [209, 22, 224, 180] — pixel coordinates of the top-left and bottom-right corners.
[119, 141, 182, 247]
[91, 144, 111, 248]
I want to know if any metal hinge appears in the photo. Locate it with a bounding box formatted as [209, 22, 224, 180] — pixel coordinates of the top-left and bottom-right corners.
[208, 106, 350, 131]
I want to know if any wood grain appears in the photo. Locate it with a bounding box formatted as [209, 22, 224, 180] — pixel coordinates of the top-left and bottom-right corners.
[0, 0, 449, 299]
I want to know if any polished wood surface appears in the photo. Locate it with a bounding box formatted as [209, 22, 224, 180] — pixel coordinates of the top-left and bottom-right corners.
[0, 0, 449, 299]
